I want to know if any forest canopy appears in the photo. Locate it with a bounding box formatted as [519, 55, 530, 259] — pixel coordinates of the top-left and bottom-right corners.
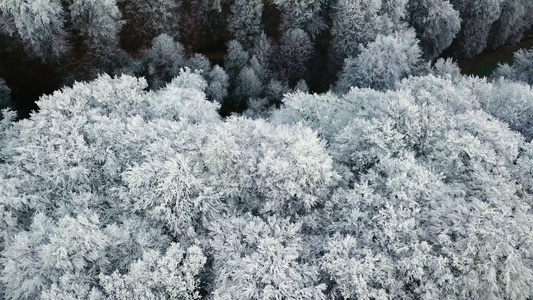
[1, 66, 533, 299]
[1, 0, 533, 116]
[1, 0, 533, 299]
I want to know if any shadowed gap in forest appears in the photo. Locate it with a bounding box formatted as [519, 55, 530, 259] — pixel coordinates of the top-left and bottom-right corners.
[1, 16, 533, 120]
[0, 34, 63, 119]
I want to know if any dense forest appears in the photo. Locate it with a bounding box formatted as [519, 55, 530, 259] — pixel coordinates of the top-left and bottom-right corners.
[1, 0, 533, 299]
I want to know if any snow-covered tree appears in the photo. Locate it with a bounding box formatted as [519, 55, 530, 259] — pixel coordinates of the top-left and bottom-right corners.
[68, 0, 123, 55]
[229, 0, 263, 49]
[294, 79, 309, 93]
[493, 48, 533, 85]
[431, 58, 462, 79]
[99, 244, 206, 300]
[265, 79, 291, 104]
[448, 0, 503, 58]
[408, 0, 461, 59]
[142, 33, 186, 88]
[2, 5, 533, 294]
[480, 76, 533, 140]
[273, 75, 533, 299]
[206, 65, 229, 104]
[0, 71, 216, 299]
[273, 0, 327, 38]
[0, 68, 342, 298]
[514, 140, 533, 195]
[251, 33, 275, 82]
[381, 0, 408, 26]
[119, 0, 180, 46]
[0, 0, 67, 61]
[270, 91, 351, 141]
[224, 40, 249, 80]
[209, 214, 326, 299]
[336, 30, 426, 92]
[280, 28, 313, 85]
[3, 213, 110, 299]
[235, 66, 263, 101]
[331, 0, 391, 59]
[487, 0, 530, 49]
[186, 53, 212, 75]
[397, 73, 481, 113]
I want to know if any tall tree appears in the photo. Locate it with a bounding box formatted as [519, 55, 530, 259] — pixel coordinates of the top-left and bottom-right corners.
[206, 65, 229, 104]
[336, 30, 426, 92]
[142, 33, 186, 88]
[119, 0, 180, 48]
[408, 0, 461, 60]
[280, 28, 313, 85]
[381, 0, 408, 26]
[448, 0, 503, 58]
[488, 0, 531, 49]
[229, 0, 263, 49]
[481, 75, 533, 140]
[331, 0, 391, 59]
[68, 0, 123, 55]
[493, 48, 533, 85]
[0, 0, 67, 61]
[273, 0, 327, 38]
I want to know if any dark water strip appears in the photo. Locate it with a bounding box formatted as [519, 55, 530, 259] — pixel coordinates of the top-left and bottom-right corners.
[457, 36, 533, 77]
